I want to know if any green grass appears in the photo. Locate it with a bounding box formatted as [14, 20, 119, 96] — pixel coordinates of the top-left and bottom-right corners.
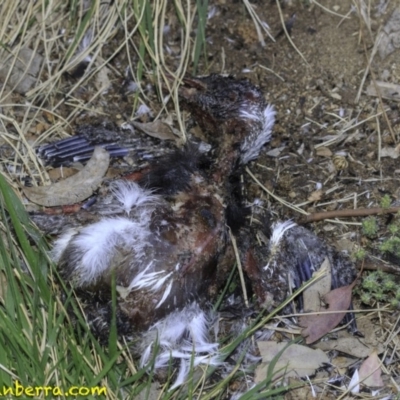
[0, 172, 134, 398]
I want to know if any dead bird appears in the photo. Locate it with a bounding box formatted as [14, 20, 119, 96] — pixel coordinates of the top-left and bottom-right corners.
[32, 74, 276, 386]
[32, 74, 358, 389]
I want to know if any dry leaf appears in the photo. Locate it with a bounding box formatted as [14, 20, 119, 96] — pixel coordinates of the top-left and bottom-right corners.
[378, 8, 400, 59]
[255, 341, 329, 382]
[307, 189, 323, 202]
[266, 146, 285, 157]
[358, 351, 384, 388]
[130, 119, 177, 141]
[35, 122, 50, 135]
[318, 337, 376, 359]
[95, 64, 112, 93]
[299, 280, 356, 344]
[315, 315, 385, 358]
[43, 110, 55, 124]
[336, 238, 356, 253]
[332, 355, 356, 369]
[302, 258, 331, 313]
[380, 146, 400, 159]
[366, 80, 400, 102]
[47, 167, 80, 182]
[23, 147, 109, 206]
[329, 91, 341, 100]
[316, 147, 332, 157]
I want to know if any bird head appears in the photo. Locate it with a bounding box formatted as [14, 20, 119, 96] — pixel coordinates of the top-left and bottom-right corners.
[178, 74, 275, 170]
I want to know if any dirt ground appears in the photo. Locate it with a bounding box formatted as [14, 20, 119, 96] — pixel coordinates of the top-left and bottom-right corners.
[208, 1, 399, 217]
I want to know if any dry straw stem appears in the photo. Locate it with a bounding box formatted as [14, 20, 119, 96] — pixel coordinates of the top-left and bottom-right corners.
[229, 229, 249, 308]
[354, 1, 396, 143]
[242, 0, 275, 46]
[246, 167, 308, 216]
[353, 0, 374, 40]
[0, 0, 200, 189]
[314, 111, 384, 149]
[310, 0, 352, 20]
[354, 25, 380, 105]
[275, 0, 309, 67]
[258, 63, 285, 82]
[153, 0, 195, 140]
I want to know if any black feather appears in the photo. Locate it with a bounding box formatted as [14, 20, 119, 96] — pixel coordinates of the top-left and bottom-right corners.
[225, 165, 249, 233]
[139, 145, 209, 195]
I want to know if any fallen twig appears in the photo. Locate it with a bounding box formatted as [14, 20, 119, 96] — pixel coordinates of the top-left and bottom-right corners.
[361, 259, 400, 275]
[298, 206, 400, 224]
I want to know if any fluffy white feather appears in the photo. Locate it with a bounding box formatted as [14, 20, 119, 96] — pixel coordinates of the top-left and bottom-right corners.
[240, 104, 276, 164]
[151, 272, 173, 292]
[127, 263, 174, 308]
[70, 217, 151, 286]
[51, 228, 78, 263]
[264, 220, 297, 271]
[140, 302, 221, 388]
[129, 262, 162, 290]
[154, 309, 193, 347]
[270, 220, 297, 247]
[155, 280, 173, 309]
[52, 181, 159, 287]
[140, 343, 153, 367]
[187, 309, 213, 347]
[110, 180, 158, 215]
[169, 360, 189, 391]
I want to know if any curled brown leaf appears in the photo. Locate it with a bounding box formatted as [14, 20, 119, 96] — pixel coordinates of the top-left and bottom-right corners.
[299, 280, 357, 344]
[130, 119, 178, 141]
[23, 147, 110, 207]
